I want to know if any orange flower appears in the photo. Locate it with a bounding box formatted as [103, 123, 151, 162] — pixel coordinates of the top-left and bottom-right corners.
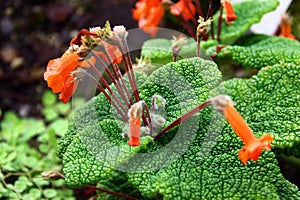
[222, 0, 237, 24]
[170, 0, 196, 21]
[224, 103, 273, 165]
[127, 101, 144, 147]
[128, 117, 141, 146]
[58, 76, 79, 103]
[132, 0, 165, 37]
[44, 49, 83, 103]
[279, 14, 296, 40]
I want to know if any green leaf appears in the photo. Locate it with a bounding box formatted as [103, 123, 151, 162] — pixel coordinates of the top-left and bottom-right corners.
[32, 177, 49, 187]
[210, 34, 300, 68]
[127, 62, 300, 199]
[42, 107, 59, 122]
[49, 118, 69, 137]
[58, 58, 300, 198]
[141, 38, 197, 66]
[14, 180, 27, 193]
[55, 102, 71, 115]
[43, 188, 57, 198]
[28, 188, 42, 199]
[213, 0, 279, 43]
[18, 119, 45, 142]
[42, 90, 57, 106]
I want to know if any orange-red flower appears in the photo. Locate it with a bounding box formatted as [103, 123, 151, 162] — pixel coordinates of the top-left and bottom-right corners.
[222, 0, 237, 24]
[224, 102, 273, 165]
[170, 0, 196, 21]
[279, 14, 296, 40]
[127, 101, 144, 147]
[132, 0, 165, 37]
[128, 117, 141, 146]
[44, 50, 83, 103]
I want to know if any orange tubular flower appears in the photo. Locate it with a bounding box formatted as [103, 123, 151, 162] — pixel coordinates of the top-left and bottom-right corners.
[170, 0, 196, 21]
[224, 102, 273, 165]
[279, 14, 296, 40]
[212, 95, 273, 165]
[132, 0, 165, 37]
[127, 101, 144, 147]
[128, 117, 141, 146]
[44, 49, 83, 103]
[222, 0, 237, 24]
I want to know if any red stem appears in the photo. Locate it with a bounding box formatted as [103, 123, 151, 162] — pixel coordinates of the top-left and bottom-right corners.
[197, 39, 200, 57]
[142, 101, 153, 135]
[154, 100, 212, 141]
[207, 0, 215, 39]
[194, 0, 203, 17]
[177, 16, 196, 39]
[183, 0, 198, 27]
[85, 185, 137, 200]
[91, 51, 130, 108]
[122, 42, 150, 128]
[83, 69, 127, 121]
[100, 51, 132, 108]
[217, 5, 223, 43]
[113, 63, 135, 107]
[87, 59, 128, 119]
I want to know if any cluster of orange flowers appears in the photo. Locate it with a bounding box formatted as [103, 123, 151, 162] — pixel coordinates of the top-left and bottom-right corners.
[132, 0, 238, 37]
[132, 0, 196, 37]
[44, 25, 123, 103]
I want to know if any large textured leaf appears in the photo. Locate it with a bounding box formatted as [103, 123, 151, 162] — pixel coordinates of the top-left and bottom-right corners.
[57, 58, 221, 187]
[210, 34, 300, 69]
[57, 72, 151, 186]
[127, 62, 300, 199]
[213, 0, 279, 43]
[58, 58, 300, 199]
[216, 63, 300, 157]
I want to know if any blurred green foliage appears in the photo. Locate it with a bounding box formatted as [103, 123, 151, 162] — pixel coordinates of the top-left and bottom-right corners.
[0, 90, 81, 199]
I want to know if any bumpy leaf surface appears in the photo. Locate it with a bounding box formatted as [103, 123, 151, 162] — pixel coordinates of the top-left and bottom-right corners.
[126, 62, 300, 200]
[58, 58, 300, 199]
[213, 0, 279, 43]
[216, 63, 300, 157]
[210, 34, 300, 68]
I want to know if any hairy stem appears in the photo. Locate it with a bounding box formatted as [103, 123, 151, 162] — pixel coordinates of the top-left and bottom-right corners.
[207, 0, 214, 39]
[154, 100, 212, 141]
[184, 0, 198, 27]
[83, 67, 127, 121]
[91, 51, 130, 108]
[194, 0, 203, 17]
[217, 5, 223, 43]
[177, 16, 196, 39]
[142, 101, 153, 135]
[88, 59, 128, 116]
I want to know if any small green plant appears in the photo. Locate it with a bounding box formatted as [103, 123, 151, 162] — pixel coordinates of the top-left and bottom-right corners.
[0, 90, 78, 200]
